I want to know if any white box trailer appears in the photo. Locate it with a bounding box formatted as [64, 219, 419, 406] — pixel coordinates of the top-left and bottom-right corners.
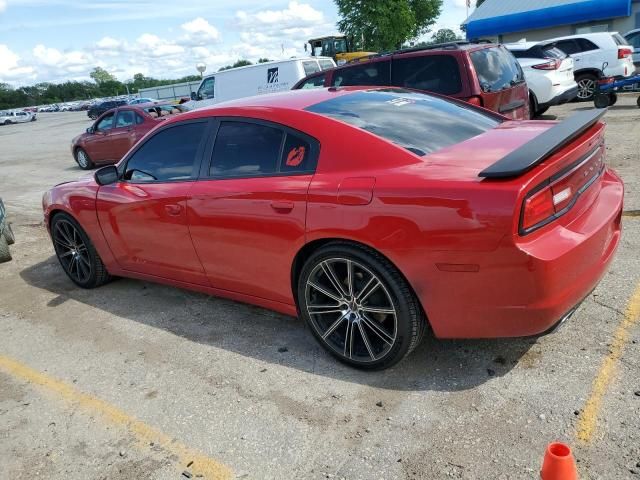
[183, 57, 335, 110]
[137, 80, 201, 102]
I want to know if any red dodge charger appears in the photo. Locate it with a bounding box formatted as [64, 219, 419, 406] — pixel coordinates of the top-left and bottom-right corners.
[43, 87, 623, 370]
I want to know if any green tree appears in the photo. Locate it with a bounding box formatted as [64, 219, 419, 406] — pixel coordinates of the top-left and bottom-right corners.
[335, 0, 443, 50]
[89, 66, 116, 85]
[257, 58, 272, 63]
[218, 59, 253, 71]
[431, 28, 460, 44]
[476, 0, 486, 6]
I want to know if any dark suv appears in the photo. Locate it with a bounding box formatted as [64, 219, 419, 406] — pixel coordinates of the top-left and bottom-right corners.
[293, 41, 530, 120]
[87, 100, 127, 120]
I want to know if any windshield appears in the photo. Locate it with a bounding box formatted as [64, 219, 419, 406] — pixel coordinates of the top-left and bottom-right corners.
[305, 89, 500, 157]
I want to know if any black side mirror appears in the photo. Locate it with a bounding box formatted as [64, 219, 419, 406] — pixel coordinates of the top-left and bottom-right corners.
[190, 92, 196, 100]
[86, 127, 93, 134]
[94, 165, 119, 186]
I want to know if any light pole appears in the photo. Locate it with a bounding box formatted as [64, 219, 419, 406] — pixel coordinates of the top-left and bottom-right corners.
[196, 63, 206, 78]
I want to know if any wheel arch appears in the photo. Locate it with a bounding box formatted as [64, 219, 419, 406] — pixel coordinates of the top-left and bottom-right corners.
[574, 68, 602, 79]
[290, 237, 429, 326]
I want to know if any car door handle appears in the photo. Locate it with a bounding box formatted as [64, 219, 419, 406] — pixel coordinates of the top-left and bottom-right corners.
[270, 201, 294, 212]
[165, 204, 183, 216]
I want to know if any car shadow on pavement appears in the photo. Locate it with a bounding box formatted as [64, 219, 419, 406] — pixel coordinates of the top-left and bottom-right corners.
[20, 256, 536, 392]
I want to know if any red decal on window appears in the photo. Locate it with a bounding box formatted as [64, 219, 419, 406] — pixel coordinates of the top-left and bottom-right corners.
[286, 146, 306, 167]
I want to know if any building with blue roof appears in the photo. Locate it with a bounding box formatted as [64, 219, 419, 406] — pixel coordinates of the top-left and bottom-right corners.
[464, 0, 640, 42]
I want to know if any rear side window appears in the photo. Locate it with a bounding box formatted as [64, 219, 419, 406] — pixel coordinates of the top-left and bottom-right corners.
[297, 73, 326, 89]
[210, 122, 283, 177]
[470, 46, 525, 93]
[280, 133, 312, 173]
[577, 38, 599, 51]
[627, 32, 640, 48]
[302, 61, 321, 76]
[555, 40, 580, 55]
[392, 55, 462, 95]
[331, 61, 391, 87]
[305, 89, 500, 157]
[124, 122, 206, 182]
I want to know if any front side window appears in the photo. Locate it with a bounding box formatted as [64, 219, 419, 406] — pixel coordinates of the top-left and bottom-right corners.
[116, 110, 135, 128]
[319, 59, 335, 70]
[306, 89, 500, 157]
[331, 61, 391, 87]
[627, 33, 640, 48]
[96, 112, 115, 131]
[124, 122, 206, 182]
[392, 54, 462, 95]
[470, 46, 525, 93]
[198, 77, 215, 100]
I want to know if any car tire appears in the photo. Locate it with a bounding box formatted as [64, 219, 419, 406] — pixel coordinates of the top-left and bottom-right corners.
[594, 93, 610, 109]
[637, 96, 640, 108]
[576, 73, 598, 101]
[529, 93, 538, 119]
[51, 213, 111, 289]
[297, 242, 426, 370]
[3, 120, 11, 125]
[0, 233, 11, 263]
[608, 93, 618, 106]
[75, 148, 94, 170]
[3, 223, 15, 245]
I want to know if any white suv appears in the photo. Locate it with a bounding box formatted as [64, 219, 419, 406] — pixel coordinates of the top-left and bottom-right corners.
[546, 32, 634, 100]
[506, 42, 578, 117]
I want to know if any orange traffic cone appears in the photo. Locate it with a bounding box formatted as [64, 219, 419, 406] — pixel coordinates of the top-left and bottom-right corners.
[540, 442, 578, 480]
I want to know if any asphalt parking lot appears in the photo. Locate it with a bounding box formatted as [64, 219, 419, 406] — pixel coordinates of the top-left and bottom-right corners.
[1, 98, 639, 480]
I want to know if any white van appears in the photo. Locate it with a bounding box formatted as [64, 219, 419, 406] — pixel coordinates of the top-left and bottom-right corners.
[184, 57, 336, 109]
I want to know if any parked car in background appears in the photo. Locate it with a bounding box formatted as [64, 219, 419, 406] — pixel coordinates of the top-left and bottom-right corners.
[0, 110, 36, 124]
[44, 87, 623, 370]
[72, 103, 186, 169]
[545, 32, 635, 100]
[0, 198, 15, 263]
[624, 29, 640, 66]
[506, 42, 578, 117]
[184, 57, 336, 110]
[87, 99, 127, 120]
[128, 97, 158, 105]
[293, 41, 530, 120]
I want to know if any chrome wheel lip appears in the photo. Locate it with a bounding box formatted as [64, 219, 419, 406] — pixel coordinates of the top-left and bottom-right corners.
[577, 78, 596, 99]
[304, 257, 398, 363]
[53, 219, 92, 283]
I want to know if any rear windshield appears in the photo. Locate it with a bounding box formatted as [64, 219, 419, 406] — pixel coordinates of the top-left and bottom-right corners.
[305, 89, 500, 157]
[540, 45, 567, 59]
[470, 46, 525, 92]
[613, 33, 629, 46]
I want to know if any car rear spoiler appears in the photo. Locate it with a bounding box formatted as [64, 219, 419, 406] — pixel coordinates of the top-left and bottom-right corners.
[478, 109, 606, 179]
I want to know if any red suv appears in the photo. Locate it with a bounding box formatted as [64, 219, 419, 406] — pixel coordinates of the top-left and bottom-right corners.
[293, 41, 530, 120]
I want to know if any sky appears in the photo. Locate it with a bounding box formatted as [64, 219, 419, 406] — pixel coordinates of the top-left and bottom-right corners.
[0, 0, 475, 87]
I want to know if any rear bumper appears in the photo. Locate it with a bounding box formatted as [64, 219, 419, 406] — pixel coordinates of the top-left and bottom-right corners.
[539, 85, 579, 109]
[419, 168, 624, 339]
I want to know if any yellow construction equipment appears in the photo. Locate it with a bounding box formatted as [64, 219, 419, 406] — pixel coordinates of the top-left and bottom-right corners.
[307, 35, 376, 65]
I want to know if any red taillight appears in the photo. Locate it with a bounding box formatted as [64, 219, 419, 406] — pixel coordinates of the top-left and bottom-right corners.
[522, 188, 555, 231]
[618, 47, 633, 59]
[532, 59, 561, 70]
[466, 96, 483, 107]
[520, 146, 605, 234]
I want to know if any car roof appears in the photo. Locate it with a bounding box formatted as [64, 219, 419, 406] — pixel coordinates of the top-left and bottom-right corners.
[505, 41, 544, 50]
[547, 32, 619, 42]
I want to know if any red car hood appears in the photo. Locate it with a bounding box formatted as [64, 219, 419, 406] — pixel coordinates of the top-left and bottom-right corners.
[422, 120, 556, 181]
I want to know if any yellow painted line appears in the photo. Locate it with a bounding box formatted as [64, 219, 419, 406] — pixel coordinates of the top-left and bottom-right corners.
[622, 210, 640, 218]
[576, 283, 640, 443]
[0, 355, 233, 479]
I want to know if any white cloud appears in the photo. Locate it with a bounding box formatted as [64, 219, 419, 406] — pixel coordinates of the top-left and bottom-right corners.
[180, 17, 220, 44]
[236, 1, 323, 27]
[95, 36, 123, 50]
[0, 0, 6, 13]
[0, 44, 35, 80]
